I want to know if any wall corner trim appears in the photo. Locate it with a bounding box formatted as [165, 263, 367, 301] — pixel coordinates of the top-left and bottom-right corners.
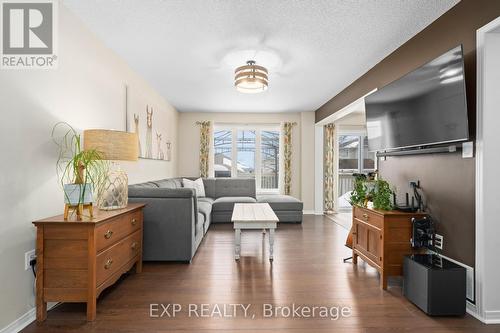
[475, 15, 500, 326]
[466, 302, 500, 324]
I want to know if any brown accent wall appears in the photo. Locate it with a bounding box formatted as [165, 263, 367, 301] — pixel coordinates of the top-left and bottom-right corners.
[379, 154, 475, 266]
[315, 0, 500, 267]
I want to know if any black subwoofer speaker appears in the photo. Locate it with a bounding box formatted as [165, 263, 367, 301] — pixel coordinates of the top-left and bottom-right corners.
[403, 254, 466, 316]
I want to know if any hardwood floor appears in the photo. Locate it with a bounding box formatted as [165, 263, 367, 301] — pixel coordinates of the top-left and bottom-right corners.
[325, 211, 352, 231]
[23, 215, 497, 332]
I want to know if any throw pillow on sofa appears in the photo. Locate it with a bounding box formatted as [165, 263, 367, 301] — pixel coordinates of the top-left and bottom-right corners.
[183, 178, 205, 197]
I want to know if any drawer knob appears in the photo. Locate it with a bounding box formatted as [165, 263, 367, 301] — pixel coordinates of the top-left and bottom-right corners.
[104, 259, 113, 270]
[131, 242, 138, 251]
[104, 230, 113, 239]
[362, 213, 369, 220]
[131, 218, 137, 226]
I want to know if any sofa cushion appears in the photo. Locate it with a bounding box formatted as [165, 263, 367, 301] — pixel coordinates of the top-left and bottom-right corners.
[196, 212, 205, 236]
[198, 197, 214, 205]
[128, 187, 195, 198]
[203, 178, 217, 199]
[197, 201, 212, 220]
[212, 196, 257, 211]
[214, 178, 256, 199]
[183, 178, 206, 197]
[129, 181, 159, 189]
[257, 195, 303, 211]
[154, 178, 182, 189]
[203, 213, 211, 234]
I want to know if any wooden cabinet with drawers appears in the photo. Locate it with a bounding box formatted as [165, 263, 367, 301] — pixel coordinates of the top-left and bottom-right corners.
[33, 203, 145, 321]
[351, 205, 426, 290]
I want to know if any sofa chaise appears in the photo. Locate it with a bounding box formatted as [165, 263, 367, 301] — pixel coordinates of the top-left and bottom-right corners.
[128, 177, 303, 262]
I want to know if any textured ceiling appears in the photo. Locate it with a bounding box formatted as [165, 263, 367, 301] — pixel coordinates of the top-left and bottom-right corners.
[62, 0, 459, 113]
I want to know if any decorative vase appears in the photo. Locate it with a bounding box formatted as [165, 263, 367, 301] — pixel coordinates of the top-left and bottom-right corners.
[63, 183, 93, 205]
[97, 168, 128, 210]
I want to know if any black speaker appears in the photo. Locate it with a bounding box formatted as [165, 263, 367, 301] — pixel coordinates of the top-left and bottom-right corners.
[403, 254, 466, 316]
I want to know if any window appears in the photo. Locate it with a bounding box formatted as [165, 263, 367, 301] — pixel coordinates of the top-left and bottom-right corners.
[213, 125, 280, 192]
[338, 134, 375, 173]
[214, 130, 232, 178]
[237, 130, 256, 178]
[362, 136, 375, 170]
[261, 130, 279, 190]
[338, 134, 376, 197]
[338, 135, 360, 172]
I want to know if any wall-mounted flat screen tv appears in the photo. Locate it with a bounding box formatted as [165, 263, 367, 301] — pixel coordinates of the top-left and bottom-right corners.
[365, 45, 469, 152]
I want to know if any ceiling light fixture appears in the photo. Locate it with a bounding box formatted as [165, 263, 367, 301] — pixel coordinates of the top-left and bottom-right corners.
[234, 60, 268, 93]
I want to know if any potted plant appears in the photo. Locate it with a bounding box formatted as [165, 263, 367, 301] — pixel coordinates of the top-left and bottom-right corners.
[349, 174, 393, 211]
[371, 179, 393, 210]
[349, 174, 368, 207]
[52, 122, 108, 213]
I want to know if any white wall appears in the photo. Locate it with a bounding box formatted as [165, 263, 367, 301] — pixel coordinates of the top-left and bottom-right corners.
[334, 112, 366, 126]
[314, 125, 324, 214]
[177, 111, 315, 210]
[0, 4, 178, 329]
[300, 112, 315, 212]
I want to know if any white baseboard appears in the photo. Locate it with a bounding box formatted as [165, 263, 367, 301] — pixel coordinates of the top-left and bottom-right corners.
[484, 310, 500, 324]
[302, 210, 316, 215]
[466, 301, 500, 324]
[0, 308, 35, 333]
[0, 303, 58, 333]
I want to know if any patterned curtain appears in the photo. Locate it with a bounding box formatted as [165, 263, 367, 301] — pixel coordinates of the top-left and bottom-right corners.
[324, 123, 335, 212]
[197, 121, 211, 178]
[282, 122, 295, 195]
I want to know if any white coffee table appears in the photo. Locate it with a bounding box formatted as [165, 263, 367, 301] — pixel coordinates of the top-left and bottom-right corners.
[232, 203, 279, 261]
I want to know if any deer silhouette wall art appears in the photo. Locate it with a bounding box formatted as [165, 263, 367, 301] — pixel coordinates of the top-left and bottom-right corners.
[145, 106, 153, 159]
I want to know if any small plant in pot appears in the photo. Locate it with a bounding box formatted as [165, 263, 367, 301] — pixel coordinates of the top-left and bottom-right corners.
[371, 179, 393, 211]
[52, 122, 109, 218]
[349, 174, 394, 211]
[349, 174, 368, 207]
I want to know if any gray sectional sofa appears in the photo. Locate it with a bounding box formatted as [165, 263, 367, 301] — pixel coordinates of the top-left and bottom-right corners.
[128, 177, 303, 262]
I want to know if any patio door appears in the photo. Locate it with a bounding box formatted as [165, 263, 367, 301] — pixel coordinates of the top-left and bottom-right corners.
[337, 134, 375, 210]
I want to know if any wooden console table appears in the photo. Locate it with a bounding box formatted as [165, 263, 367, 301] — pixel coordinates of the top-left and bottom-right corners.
[33, 203, 145, 321]
[350, 205, 426, 289]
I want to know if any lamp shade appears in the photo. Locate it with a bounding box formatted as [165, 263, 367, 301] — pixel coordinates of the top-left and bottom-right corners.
[83, 129, 138, 161]
[234, 60, 268, 93]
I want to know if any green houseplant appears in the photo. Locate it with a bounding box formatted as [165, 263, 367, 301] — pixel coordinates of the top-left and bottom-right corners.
[371, 179, 393, 211]
[349, 174, 368, 207]
[349, 174, 393, 211]
[52, 122, 109, 211]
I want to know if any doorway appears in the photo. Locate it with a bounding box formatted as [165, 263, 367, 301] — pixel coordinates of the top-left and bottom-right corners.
[313, 89, 377, 215]
[337, 134, 376, 211]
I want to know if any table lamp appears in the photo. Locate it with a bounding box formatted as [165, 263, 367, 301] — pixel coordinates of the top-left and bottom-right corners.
[83, 129, 138, 210]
